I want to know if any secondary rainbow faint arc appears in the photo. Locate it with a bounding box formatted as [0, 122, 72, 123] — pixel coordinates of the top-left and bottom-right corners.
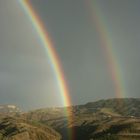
[19, 0, 71, 107]
[87, 1, 125, 98]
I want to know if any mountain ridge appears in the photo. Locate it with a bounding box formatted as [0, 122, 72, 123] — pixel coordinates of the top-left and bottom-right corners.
[22, 98, 140, 140]
[0, 98, 140, 140]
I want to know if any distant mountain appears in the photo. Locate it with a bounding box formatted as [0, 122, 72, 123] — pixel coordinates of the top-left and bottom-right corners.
[0, 105, 21, 114]
[23, 98, 140, 140]
[83, 98, 140, 117]
[0, 117, 61, 140]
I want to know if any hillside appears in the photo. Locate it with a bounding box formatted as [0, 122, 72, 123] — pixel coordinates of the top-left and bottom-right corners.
[0, 98, 140, 139]
[23, 98, 140, 140]
[0, 117, 61, 140]
[84, 98, 140, 117]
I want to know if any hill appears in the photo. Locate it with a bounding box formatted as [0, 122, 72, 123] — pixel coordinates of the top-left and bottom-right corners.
[0, 105, 21, 114]
[23, 98, 140, 140]
[0, 98, 140, 139]
[0, 117, 61, 140]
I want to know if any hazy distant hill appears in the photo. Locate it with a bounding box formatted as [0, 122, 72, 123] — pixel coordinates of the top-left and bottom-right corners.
[23, 98, 140, 140]
[0, 105, 21, 114]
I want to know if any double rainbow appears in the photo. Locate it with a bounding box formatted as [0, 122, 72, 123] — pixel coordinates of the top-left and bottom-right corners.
[18, 0, 125, 139]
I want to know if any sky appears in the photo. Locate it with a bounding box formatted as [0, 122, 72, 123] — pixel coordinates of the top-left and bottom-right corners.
[0, 0, 140, 110]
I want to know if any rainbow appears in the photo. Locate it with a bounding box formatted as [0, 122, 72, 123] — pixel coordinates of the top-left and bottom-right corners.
[87, 1, 125, 98]
[18, 0, 73, 139]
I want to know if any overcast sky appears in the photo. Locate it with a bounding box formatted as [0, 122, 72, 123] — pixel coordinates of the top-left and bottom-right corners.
[0, 0, 140, 110]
